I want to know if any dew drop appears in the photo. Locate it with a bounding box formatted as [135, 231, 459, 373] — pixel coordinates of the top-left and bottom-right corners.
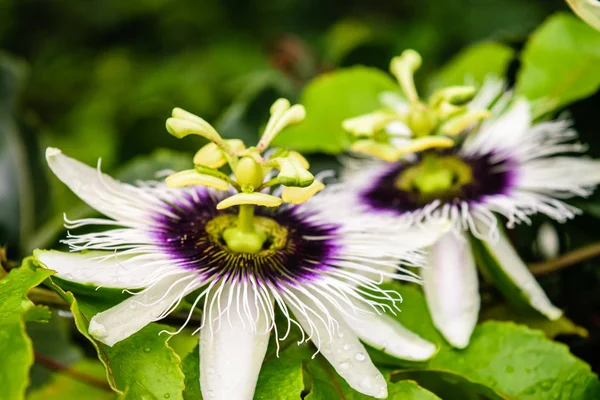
[339, 362, 350, 370]
[361, 377, 373, 390]
[343, 344, 351, 351]
[164, 394, 171, 399]
[541, 381, 553, 390]
[354, 352, 366, 361]
[143, 347, 151, 353]
[338, 332, 345, 339]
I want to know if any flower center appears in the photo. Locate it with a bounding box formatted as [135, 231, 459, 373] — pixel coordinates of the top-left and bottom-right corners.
[206, 214, 288, 255]
[394, 153, 473, 202]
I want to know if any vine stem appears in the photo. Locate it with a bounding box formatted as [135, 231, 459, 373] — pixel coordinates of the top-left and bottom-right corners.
[530, 241, 600, 275]
[34, 352, 112, 391]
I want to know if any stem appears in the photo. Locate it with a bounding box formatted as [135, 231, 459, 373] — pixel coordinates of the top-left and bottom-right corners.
[530, 241, 600, 276]
[29, 287, 69, 309]
[238, 204, 255, 233]
[35, 352, 112, 391]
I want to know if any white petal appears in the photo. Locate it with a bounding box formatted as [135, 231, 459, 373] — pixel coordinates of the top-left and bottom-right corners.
[45, 148, 153, 223]
[289, 291, 387, 398]
[465, 99, 531, 155]
[517, 157, 600, 195]
[422, 232, 480, 349]
[200, 284, 271, 400]
[89, 273, 198, 346]
[476, 222, 562, 320]
[34, 249, 153, 289]
[342, 311, 436, 361]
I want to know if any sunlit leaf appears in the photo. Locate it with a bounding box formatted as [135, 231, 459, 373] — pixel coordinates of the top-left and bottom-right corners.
[516, 12, 600, 112]
[273, 66, 400, 154]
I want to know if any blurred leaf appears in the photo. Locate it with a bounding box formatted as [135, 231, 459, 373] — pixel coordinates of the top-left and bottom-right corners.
[273, 66, 400, 154]
[27, 311, 84, 389]
[324, 19, 374, 65]
[427, 42, 515, 91]
[28, 359, 112, 400]
[0, 52, 33, 251]
[375, 283, 600, 400]
[43, 260, 185, 399]
[0, 264, 55, 400]
[481, 304, 588, 339]
[516, 12, 600, 112]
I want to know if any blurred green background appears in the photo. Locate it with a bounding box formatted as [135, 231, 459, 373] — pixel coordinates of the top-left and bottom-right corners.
[1, 0, 599, 374]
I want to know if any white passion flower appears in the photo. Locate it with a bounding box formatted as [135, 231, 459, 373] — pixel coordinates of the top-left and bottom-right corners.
[337, 75, 600, 349]
[35, 99, 441, 400]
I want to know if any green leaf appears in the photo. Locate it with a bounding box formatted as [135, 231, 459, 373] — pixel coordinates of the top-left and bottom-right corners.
[0, 263, 55, 400]
[43, 267, 186, 399]
[378, 283, 600, 399]
[255, 345, 306, 400]
[390, 370, 504, 400]
[28, 359, 113, 400]
[516, 12, 600, 112]
[480, 304, 588, 339]
[181, 345, 202, 400]
[305, 353, 439, 399]
[429, 322, 600, 399]
[273, 66, 400, 154]
[427, 42, 515, 91]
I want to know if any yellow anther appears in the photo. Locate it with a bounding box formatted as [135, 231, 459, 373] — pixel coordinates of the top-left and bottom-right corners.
[440, 110, 491, 136]
[282, 180, 325, 204]
[342, 112, 399, 136]
[193, 139, 245, 168]
[288, 151, 310, 169]
[271, 157, 315, 187]
[166, 169, 230, 191]
[166, 109, 222, 143]
[351, 140, 400, 162]
[430, 86, 476, 107]
[390, 50, 422, 104]
[395, 136, 455, 155]
[217, 193, 283, 210]
[257, 98, 306, 152]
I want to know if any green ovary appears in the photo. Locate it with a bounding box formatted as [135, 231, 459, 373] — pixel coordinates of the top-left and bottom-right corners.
[396, 154, 473, 200]
[207, 214, 288, 255]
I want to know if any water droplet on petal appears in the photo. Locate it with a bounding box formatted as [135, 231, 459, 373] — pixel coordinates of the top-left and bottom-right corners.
[343, 344, 351, 351]
[339, 362, 350, 370]
[361, 377, 373, 390]
[354, 352, 366, 361]
[164, 394, 170, 399]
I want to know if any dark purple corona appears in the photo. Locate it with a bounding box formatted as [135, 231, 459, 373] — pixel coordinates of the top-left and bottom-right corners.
[152, 189, 340, 285]
[360, 150, 515, 215]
